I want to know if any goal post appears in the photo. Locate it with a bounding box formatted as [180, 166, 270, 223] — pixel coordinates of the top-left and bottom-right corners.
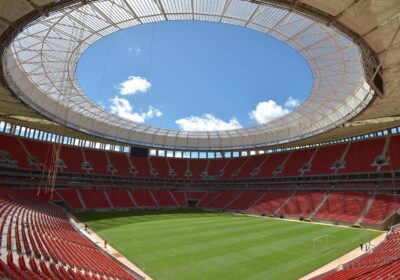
[312, 234, 334, 253]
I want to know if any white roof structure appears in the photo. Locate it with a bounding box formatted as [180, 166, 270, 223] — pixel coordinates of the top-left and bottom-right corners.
[2, 0, 376, 150]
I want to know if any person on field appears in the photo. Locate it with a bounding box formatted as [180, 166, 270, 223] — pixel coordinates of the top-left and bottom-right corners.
[104, 239, 108, 249]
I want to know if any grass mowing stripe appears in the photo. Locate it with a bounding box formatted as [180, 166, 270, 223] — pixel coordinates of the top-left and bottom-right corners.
[147, 221, 324, 263]
[76, 210, 381, 280]
[158, 223, 332, 274]
[119, 217, 305, 254]
[99, 215, 291, 250]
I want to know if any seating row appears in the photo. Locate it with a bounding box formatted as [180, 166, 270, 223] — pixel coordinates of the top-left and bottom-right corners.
[1, 134, 399, 178]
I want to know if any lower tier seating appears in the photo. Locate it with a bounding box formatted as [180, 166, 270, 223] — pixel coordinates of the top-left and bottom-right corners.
[28, 188, 400, 226]
[0, 186, 136, 279]
[79, 189, 111, 209]
[0, 186, 399, 279]
[314, 192, 369, 223]
[363, 194, 400, 224]
[279, 192, 326, 217]
[316, 226, 400, 279]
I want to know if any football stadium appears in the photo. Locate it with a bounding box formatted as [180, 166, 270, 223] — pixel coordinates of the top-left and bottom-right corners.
[0, 0, 400, 279]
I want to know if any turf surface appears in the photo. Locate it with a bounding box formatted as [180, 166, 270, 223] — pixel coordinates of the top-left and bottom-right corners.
[76, 210, 381, 280]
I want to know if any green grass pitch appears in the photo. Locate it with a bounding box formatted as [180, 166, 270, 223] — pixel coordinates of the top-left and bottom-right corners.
[76, 210, 381, 280]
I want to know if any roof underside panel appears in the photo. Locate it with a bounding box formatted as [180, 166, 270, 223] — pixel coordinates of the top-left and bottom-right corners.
[2, 0, 375, 150]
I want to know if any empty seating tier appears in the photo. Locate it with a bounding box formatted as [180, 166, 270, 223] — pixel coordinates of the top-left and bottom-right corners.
[56, 189, 84, 209]
[1, 134, 400, 180]
[79, 189, 111, 209]
[49, 188, 400, 226]
[0, 186, 136, 279]
[130, 190, 157, 207]
[363, 194, 400, 224]
[314, 192, 369, 223]
[106, 190, 135, 208]
[317, 226, 400, 279]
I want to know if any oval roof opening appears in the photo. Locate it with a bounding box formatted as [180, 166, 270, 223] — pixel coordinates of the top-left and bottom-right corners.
[77, 20, 312, 132]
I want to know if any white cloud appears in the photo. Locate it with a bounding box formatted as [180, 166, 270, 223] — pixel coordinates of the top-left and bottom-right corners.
[109, 96, 162, 123]
[117, 76, 151, 96]
[249, 100, 289, 124]
[176, 114, 242, 132]
[249, 97, 301, 124]
[285, 96, 300, 108]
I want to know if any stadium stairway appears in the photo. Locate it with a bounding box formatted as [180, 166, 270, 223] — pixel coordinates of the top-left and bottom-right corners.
[76, 189, 87, 210]
[356, 193, 376, 225]
[308, 192, 330, 220]
[104, 190, 114, 209]
[274, 192, 295, 214]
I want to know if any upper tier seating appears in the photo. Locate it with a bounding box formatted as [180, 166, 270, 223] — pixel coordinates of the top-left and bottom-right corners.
[221, 158, 247, 179]
[130, 157, 152, 178]
[305, 144, 346, 175]
[21, 139, 53, 169]
[148, 157, 170, 178]
[279, 149, 315, 177]
[167, 158, 188, 178]
[236, 156, 265, 178]
[0, 135, 32, 169]
[1, 134, 400, 180]
[339, 138, 385, 173]
[381, 135, 400, 171]
[189, 159, 208, 178]
[206, 158, 228, 177]
[0, 186, 136, 279]
[83, 149, 109, 174]
[59, 145, 85, 173]
[107, 152, 132, 176]
[255, 152, 289, 177]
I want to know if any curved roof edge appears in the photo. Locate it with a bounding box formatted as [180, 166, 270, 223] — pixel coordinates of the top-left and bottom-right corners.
[0, 0, 385, 151]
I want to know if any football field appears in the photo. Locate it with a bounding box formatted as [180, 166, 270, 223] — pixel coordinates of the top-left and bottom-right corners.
[76, 210, 381, 280]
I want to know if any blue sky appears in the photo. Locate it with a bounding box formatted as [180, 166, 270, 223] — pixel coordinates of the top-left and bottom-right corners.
[77, 21, 312, 131]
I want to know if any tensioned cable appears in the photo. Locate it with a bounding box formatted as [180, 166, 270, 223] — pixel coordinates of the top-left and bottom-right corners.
[89, 0, 116, 134]
[37, 2, 89, 198]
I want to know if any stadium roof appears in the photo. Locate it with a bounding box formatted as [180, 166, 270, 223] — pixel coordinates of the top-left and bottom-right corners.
[0, 0, 399, 151]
